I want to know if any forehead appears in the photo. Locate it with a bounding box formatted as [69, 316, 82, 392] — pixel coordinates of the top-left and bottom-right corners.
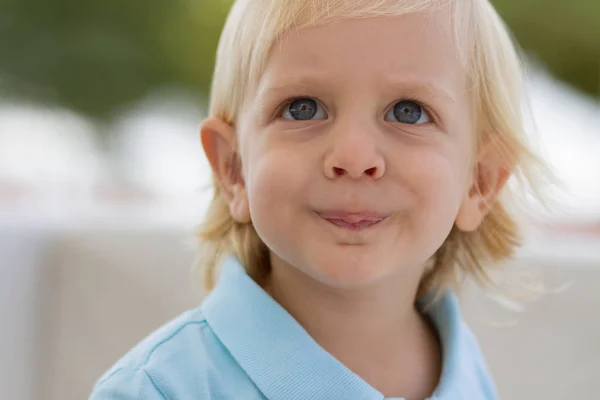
[257, 12, 467, 98]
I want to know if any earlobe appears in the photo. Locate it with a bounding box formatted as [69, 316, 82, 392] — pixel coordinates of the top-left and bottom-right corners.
[200, 117, 251, 224]
[455, 146, 512, 232]
[455, 196, 482, 232]
[230, 183, 252, 224]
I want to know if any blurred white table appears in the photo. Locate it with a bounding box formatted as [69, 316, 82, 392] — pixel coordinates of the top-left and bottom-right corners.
[0, 229, 53, 400]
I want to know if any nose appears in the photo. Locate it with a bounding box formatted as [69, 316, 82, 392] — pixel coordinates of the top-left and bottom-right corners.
[323, 122, 386, 180]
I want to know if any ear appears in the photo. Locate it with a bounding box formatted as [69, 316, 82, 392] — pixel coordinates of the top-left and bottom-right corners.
[455, 143, 511, 232]
[200, 117, 251, 224]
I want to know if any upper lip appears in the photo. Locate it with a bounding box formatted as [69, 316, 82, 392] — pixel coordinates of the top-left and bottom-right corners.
[316, 210, 390, 223]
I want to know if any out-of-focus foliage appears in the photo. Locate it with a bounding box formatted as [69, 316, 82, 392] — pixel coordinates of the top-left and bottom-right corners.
[0, 0, 232, 118]
[0, 0, 597, 120]
[493, 0, 599, 99]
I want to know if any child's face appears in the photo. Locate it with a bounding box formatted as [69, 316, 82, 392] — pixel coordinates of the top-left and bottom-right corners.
[218, 12, 486, 289]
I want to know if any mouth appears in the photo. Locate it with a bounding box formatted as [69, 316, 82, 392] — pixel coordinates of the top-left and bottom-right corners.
[316, 211, 389, 231]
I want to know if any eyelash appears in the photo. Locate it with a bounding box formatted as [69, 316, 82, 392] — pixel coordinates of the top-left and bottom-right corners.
[273, 95, 438, 125]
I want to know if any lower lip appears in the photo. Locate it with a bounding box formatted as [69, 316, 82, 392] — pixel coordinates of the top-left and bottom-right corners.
[320, 216, 386, 231]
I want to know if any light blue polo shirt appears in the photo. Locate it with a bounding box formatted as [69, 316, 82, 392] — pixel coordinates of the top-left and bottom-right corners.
[90, 256, 498, 400]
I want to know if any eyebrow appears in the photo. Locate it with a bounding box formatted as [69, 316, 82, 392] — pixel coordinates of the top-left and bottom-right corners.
[392, 80, 457, 104]
[258, 76, 327, 99]
[258, 74, 457, 105]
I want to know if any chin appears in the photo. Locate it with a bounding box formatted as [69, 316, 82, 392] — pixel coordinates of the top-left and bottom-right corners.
[306, 248, 394, 289]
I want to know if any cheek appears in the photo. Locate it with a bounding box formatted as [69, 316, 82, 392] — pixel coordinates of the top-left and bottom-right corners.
[244, 143, 319, 263]
[401, 145, 471, 222]
[390, 146, 470, 259]
[244, 144, 309, 229]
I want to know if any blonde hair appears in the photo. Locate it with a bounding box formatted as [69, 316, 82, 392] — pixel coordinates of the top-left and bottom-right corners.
[196, 0, 552, 297]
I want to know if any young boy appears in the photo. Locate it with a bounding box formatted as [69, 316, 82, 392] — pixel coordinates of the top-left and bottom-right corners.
[90, 0, 546, 399]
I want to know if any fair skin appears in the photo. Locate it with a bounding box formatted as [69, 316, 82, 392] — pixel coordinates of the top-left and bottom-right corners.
[202, 11, 508, 400]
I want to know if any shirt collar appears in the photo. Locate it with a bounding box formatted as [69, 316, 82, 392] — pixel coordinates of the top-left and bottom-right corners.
[202, 256, 464, 400]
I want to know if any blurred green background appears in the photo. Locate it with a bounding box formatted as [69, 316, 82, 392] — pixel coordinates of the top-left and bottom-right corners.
[1, 0, 598, 121]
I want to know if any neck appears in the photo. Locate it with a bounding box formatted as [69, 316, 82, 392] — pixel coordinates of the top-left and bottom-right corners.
[265, 253, 442, 399]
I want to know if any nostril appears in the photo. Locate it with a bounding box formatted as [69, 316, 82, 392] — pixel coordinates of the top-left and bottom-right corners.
[333, 167, 345, 176]
[365, 167, 377, 177]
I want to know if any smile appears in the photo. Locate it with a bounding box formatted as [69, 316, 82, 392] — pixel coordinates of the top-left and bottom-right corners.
[316, 211, 388, 231]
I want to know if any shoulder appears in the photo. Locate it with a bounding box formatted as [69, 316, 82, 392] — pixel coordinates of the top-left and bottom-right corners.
[426, 292, 498, 400]
[89, 308, 231, 400]
[454, 321, 499, 400]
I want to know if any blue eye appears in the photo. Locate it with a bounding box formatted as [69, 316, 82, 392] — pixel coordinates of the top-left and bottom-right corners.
[282, 98, 327, 121]
[385, 100, 430, 125]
